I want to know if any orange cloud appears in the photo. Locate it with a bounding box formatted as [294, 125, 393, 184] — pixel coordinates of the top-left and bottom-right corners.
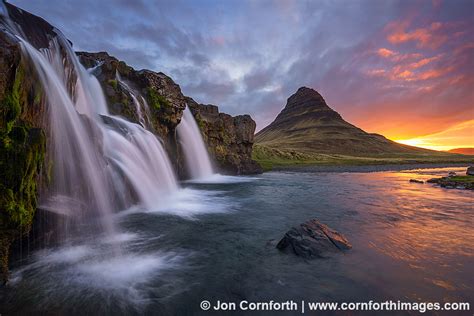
[386, 21, 448, 49]
[376, 48, 423, 62]
[377, 48, 396, 58]
[416, 66, 453, 80]
[408, 56, 439, 69]
[369, 49, 446, 82]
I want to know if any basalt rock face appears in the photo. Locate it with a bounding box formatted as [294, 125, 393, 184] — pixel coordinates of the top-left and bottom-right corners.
[186, 97, 262, 175]
[0, 2, 50, 283]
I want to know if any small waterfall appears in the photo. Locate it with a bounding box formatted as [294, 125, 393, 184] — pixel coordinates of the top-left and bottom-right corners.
[177, 106, 214, 179]
[103, 116, 178, 209]
[3, 17, 179, 241]
[116, 72, 151, 128]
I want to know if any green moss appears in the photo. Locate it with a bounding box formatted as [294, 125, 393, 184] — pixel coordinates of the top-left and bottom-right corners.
[0, 62, 46, 283]
[34, 88, 43, 105]
[147, 87, 170, 110]
[107, 79, 118, 90]
[1, 65, 24, 137]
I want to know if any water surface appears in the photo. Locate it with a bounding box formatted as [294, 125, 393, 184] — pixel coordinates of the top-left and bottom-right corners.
[1, 166, 473, 315]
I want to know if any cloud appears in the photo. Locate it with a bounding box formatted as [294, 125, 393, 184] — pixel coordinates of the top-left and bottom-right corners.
[8, 0, 474, 144]
[386, 21, 448, 49]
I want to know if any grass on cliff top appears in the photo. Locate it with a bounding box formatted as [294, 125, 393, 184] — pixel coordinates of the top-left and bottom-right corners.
[253, 144, 474, 171]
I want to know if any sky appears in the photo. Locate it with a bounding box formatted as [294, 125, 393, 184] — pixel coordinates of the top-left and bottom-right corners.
[10, 0, 474, 150]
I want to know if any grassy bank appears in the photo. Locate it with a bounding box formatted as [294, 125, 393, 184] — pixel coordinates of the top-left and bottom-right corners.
[252, 145, 474, 171]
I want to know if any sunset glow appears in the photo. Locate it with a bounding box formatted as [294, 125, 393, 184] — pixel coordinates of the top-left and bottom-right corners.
[11, 0, 474, 152]
[394, 120, 474, 151]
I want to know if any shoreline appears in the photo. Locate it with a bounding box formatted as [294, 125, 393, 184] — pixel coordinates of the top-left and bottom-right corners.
[266, 162, 471, 173]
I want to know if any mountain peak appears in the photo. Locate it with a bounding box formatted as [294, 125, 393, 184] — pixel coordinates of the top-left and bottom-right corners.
[256, 88, 433, 156]
[286, 86, 328, 110]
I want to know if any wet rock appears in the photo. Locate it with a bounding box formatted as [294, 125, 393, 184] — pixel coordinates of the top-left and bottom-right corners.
[467, 166, 474, 176]
[277, 219, 351, 258]
[409, 179, 424, 184]
[448, 171, 457, 177]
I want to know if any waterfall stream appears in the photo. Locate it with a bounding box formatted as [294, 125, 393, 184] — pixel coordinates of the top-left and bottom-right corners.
[14, 30, 179, 241]
[177, 106, 215, 179]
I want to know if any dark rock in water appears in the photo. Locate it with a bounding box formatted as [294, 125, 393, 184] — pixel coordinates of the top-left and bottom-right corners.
[448, 171, 457, 177]
[277, 219, 351, 258]
[426, 176, 474, 190]
[409, 179, 424, 184]
[467, 166, 474, 176]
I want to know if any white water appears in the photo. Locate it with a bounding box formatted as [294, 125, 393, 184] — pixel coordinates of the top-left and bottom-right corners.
[177, 106, 214, 179]
[15, 30, 178, 238]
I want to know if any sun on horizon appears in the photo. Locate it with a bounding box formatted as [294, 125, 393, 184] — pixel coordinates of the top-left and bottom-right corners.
[392, 120, 474, 151]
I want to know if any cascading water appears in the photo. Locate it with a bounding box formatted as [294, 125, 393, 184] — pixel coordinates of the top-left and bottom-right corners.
[177, 106, 214, 179]
[116, 72, 151, 128]
[2, 14, 179, 241]
[19, 38, 118, 239]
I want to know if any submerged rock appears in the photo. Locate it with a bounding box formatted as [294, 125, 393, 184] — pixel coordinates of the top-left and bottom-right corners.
[409, 179, 424, 184]
[277, 219, 351, 258]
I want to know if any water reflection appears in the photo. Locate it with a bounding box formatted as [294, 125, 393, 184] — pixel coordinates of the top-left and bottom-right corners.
[2, 166, 473, 314]
[339, 167, 473, 302]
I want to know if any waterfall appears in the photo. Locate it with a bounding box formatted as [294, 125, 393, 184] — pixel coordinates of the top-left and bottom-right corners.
[5, 21, 179, 240]
[115, 72, 151, 129]
[177, 106, 214, 179]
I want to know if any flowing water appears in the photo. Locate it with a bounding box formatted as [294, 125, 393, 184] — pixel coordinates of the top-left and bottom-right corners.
[15, 30, 179, 241]
[177, 106, 215, 179]
[116, 72, 151, 129]
[1, 166, 473, 315]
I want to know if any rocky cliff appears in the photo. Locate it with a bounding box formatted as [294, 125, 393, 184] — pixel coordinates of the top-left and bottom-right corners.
[78, 51, 187, 169]
[186, 97, 262, 174]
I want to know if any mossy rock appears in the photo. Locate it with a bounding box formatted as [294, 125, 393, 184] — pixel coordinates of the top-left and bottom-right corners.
[147, 87, 170, 111]
[0, 62, 46, 283]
